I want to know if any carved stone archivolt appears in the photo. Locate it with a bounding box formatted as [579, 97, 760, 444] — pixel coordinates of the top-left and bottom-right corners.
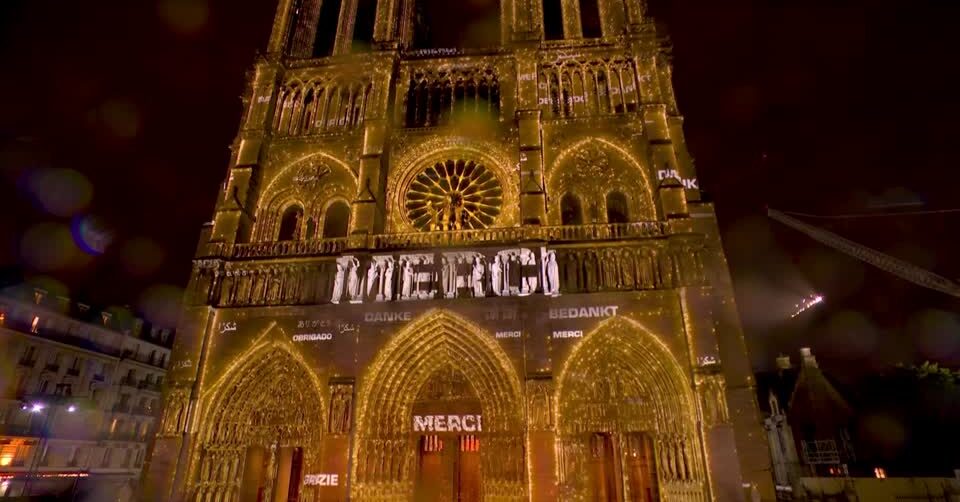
[189, 342, 326, 502]
[555, 316, 708, 501]
[546, 137, 655, 224]
[351, 309, 525, 501]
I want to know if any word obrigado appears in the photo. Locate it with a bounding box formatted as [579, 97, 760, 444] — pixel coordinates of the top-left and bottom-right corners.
[292, 333, 333, 342]
[413, 414, 482, 432]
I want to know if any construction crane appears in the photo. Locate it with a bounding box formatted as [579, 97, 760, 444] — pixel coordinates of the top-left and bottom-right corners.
[767, 208, 960, 298]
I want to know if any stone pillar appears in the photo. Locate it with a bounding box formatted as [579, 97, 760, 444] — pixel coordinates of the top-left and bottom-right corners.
[351, 119, 387, 236]
[319, 381, 354, 501]
[271, 447, 294, 502]
[526, 377, 557, 501]
[239, 446, 266, 502]
[516, 54, 548, 226]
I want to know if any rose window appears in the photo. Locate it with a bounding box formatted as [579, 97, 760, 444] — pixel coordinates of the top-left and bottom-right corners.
[404, 159, 503, 231]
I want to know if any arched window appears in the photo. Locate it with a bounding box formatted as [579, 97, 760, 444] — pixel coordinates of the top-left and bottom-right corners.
[543, 0, 564, 40]
[413, 0, 500, 48]
[579, 0, 602, 38]
[322, 200, 351, 238]
[560, 193, 583, 225]
[278, 205, 304, 241]
[606, 191, 629, 223]
[352, 0, 377, 52]
[312, 0, 343, 57]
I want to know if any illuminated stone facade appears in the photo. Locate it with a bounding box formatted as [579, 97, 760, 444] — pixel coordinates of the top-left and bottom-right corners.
[143, 0, 774, 499]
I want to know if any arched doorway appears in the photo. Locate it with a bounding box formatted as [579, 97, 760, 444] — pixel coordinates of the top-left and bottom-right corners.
[351, 310, 525, 501]
[556, 317, 707, 501]
[190, 344, 326, 502]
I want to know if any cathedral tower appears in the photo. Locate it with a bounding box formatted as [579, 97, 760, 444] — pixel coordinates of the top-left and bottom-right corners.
[144, 0, 774, 500]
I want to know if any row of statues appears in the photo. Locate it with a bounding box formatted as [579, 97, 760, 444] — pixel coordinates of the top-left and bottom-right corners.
[331, 248, 561, 304]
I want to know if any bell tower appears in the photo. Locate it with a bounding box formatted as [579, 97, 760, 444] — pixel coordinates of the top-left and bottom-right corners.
[144, 0, 776, 500]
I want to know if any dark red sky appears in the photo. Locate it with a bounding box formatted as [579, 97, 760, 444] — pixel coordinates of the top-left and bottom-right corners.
[2, 0, 959, 372]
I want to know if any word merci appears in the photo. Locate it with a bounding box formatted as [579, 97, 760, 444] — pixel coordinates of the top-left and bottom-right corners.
[292, 333, 333, 342]
[552, 330, 584, 339]
[413, 415, 482, 432]
[303, 474, 339, 486]
[495, 330, 522, 339]
[548, 305, 619, 319]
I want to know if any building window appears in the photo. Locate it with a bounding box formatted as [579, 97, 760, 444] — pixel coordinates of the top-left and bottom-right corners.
[352, 0, 377, 52]
[560, 193, 583, 225]
[579, 0, 602, 38]
[543, 0, 564, 40]
[322, 200, 351, 238]
[605, 191, 628, 223]
[412, 0, 500, 49]
[312, 0, 344, 57]
[278, 204, 304, 241]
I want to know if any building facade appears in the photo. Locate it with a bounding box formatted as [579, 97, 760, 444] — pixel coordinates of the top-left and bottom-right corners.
[144, 0, 774, 500]
[0, 286, 173, 500]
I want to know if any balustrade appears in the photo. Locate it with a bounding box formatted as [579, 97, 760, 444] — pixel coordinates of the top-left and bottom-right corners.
[538, 55, 641, 118]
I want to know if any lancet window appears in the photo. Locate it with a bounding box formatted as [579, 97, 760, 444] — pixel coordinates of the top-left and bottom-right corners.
[273, 80, 371, 135]
[404, 68, 500, 127]
[321, 200, 351, 238]
[278, 205, 304, 241]
[606, 191, 629, 223]
[539, 58, 640, 118]
[560, 193, 584, 225]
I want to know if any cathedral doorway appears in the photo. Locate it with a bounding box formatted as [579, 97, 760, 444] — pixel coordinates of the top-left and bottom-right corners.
[190, 344, 325, 502]
[556, 317, 707, 501]
[351, 310, 525, 501]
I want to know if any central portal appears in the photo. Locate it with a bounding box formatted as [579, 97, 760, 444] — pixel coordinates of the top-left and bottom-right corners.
[412, 367, 483, 501]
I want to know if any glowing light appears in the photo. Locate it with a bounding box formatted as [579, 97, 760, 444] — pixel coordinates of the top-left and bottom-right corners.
[30, 403, 45, 413]
[0, 455, 11, 466]
[67, 405, 77, 413]
[874, 467, 887, 479]
[31, 316, 39, 333]
[791, 294, 824, 318]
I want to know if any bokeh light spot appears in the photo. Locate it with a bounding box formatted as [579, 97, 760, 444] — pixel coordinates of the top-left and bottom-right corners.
[98, 99, 141, 139]
[120, 237, 166, 277]
[158, 0, 210, 34]
[20, 223, 83, 271]
[71, 215, 113, 255]
[138, 284, 184, 327]
[22, 168, 93, 217]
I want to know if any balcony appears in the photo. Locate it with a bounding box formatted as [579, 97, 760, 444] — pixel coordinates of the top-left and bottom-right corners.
[43, 363, 60, 373]
[92, 374, 105, 383]
[210, 222, 667, 260]
[119, 377, 137, 388]
[17, 357, 36, 368]
[137, 380, 162, 393]
[66, 368, 80, 377]
[112, 403, 131, 414]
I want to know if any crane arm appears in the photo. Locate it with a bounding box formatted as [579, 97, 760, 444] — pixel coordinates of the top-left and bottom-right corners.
[767, 208, 960, 298]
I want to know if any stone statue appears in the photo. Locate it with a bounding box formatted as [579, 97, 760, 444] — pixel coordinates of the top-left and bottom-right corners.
[544, 250, 560, 296]
[520, 250, 537, 294]
[441, 257, 454, 298]
[491, 255, 503, 296]
[347, 257, 361, 301]
[401, 260, 414, 299]
[383, 259, 395, 300]
[331, 262, 345, 304]
[366, 260, 380, 298]
[471, 257, 485, 297]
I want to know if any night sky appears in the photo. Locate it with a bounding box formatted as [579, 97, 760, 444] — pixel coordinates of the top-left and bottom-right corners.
[2, 0, 959, 374]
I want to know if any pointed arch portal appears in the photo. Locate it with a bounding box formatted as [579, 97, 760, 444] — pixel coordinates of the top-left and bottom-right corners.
[556, 316, 709, 502]
[191, 341, 326, 502]
[352, 309, 526, 501]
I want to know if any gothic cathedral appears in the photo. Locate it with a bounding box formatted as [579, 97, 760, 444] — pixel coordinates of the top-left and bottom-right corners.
[144, 0, 774, 500]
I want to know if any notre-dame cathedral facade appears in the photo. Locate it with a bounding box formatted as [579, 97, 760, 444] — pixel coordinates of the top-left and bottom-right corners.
[143, 0, 774, 500]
